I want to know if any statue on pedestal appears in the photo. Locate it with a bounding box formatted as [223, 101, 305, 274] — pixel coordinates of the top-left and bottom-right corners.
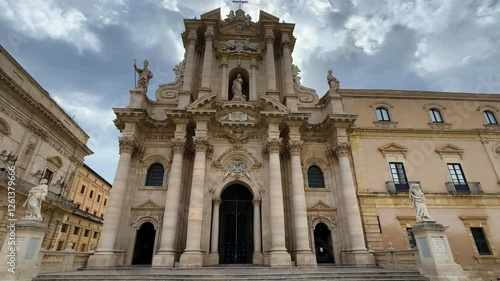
[409, 182, 434, 222]
[22, 179, 48, 221]
[231, 74, 246, 101]
[134, 60, 154, 93]
[327, 69, 340, 94]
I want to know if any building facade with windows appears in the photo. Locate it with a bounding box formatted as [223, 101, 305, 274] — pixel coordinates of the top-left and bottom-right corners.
[54, 164, 111, 252]
[88, 8, 499, 278]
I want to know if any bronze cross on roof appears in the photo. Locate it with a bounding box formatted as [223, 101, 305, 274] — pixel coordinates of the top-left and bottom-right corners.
[232, 0, 248, 9]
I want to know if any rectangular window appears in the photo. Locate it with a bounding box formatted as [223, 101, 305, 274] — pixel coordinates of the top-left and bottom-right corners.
[80, 185, 86, 194]
[61, 224, 68, 233]
[389, 162, 409, 191]
[57, 240, 64, 251]
[429, 109, 443, 123]
[447, 163, 469, 192]
[471, 227, 492, 255]
[97, 194, 101, 203]
[376, 108, 390, 121]
[85, 207, 90, 213]
[73, 227, 80, 235]
[84, 229, 90, 237]
[80, 244, 86, 252]
[93, 211, 97, 216]
[89, 190, 94, 199]
[406, 228, 417, 248]
[104, 199, 107, 206]
[93, 232, 99, 239]
[43, 169, 54, 184]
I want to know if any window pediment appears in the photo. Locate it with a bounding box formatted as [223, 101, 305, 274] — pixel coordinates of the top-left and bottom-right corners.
[378, 143, 408, 158]
[132, 199, 162, 210]
[308, 200, 336, 213]
[436, 144, 464, 159]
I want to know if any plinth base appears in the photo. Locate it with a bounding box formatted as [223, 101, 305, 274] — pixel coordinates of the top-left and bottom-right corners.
[269, 250, 291, 267]
[252, 252, 264, 265]
[207, 253, 219, 266]
[344, 250, 376, 266]
[179, 251, 204, 268]
[151, 252, 176, 268]
[295, 251, 317, 267]
[87, 251, 124, 267]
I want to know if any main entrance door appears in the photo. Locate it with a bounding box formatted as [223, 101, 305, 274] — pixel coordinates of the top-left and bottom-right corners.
[219, 184, 253, 264]
[314, 222, 334, 263]
[132, 222, 156, 265]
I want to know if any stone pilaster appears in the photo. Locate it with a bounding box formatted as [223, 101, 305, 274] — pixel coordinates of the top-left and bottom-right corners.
[87, 136, 137, 267]
[332, 142, 374, 265]
[265, 138, 291, 267]
[179, 137, 210, 268]
[289, 141, 317, 266]
[252, 198, 264, 265]
[207, 198, 221, 265]
[182, 31, 197, 93]
[199, 27, 214, 96]
[220, 57, 228, 100]
[250, 57, 258, 101]
[152, 138, 186, 267]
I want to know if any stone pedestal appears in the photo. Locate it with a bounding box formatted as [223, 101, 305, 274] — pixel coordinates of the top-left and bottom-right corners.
[0, 219, 47, 281]
[412, 221, 468, 281]
[128, 88, 147, 108]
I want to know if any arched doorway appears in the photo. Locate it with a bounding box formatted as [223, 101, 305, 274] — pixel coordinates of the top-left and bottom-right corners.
[219, 184, 253, 264]
[314, 222, 334, 263]
[132, 222, 156, 265]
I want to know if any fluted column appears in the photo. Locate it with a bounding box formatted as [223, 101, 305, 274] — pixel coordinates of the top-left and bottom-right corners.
[210, 198, 221, 253]
[265, 29, 276, 92]
[179, 137, 209, 268]
[88, 137, 137, 267]
[250, 57, 258, 100]
[265, 138, 291, 266]
[182, 31, 197, 92]
[220, 57, 228, 100]
[200, 27, 214, 93]
[152, 138, 185, 267]
[289, 141, 317, 266]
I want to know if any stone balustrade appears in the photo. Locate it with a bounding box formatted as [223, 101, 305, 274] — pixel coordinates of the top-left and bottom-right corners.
[371, 247, 419, 270]
[39, 250, 92, 273]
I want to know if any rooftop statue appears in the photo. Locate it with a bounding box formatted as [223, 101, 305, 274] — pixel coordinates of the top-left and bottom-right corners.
[327, 69, 340, 95]
[134, 60, 154, 93]
[409, 182, 434, 222]
[22, 179, 48, 221]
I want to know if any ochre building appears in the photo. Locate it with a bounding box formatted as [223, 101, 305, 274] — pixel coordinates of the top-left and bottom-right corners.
[88, 8, 500, 277]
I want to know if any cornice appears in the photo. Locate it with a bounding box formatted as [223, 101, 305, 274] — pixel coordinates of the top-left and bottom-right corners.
[339, 89, 500, 101]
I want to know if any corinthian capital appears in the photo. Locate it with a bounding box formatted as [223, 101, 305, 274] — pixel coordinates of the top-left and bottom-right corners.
[193, 137, 211, 152]
[205, 30, 214, 42]
[289, 141, 303, 155]
[118, 137, 138, 154]
[264, 138, 282, 154]
[332, 142, 351, 157]
[171, 138, 186, 154]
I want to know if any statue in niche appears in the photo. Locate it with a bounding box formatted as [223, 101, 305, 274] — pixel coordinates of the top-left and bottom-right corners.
[327, 69, 339, 94]
[409, 182, 434, 222]
[231, 74, 246, 101]
[134, 60, 154, 93]
[22, 179, 48, 221]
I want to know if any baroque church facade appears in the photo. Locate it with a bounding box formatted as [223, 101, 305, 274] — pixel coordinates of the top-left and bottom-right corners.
[88, 8, 500, 274]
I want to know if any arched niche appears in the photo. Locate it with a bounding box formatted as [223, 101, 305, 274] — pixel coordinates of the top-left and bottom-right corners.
[228, 67, 249, 101]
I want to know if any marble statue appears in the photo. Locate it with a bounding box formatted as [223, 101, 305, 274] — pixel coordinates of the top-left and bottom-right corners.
[327, 69, 340, 94]
[173, 60, 185, 83]
[231, 74, 245, 101]
[292, 64, 301, 86]
[225, 10, 236, 22]
[22, 179, 48, 221]
[409, 182, 434, 222]
[134, 60, 154, 93]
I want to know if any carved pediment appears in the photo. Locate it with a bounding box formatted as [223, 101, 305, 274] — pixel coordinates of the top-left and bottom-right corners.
[308, 200, 336, 212]
[200, 8, 221, 20]
[378, 142, 408, 157]
[259, 95, 290, 115]
[214, 145, 261, 169]
[133, 199, 162, 210]
[436, 144, 464, 159]
[185, 93, 217, 111]
[259, 10, 279, 22]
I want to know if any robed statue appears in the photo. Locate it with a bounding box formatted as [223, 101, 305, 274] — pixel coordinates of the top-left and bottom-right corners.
[327, 69, 340, 94]
[23, 179, 49, 221]
[134, 60, 154, 93]
[409, 182, 434, 222]
[231, 74, 246, 101]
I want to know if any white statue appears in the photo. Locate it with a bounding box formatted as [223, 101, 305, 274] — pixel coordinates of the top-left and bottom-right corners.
[22, 179, 48, 221]
[231, 74, 245, 101]
[409, 182, 434, 222]
[134, 59, 154, 93]
[327, 69, 340, 94]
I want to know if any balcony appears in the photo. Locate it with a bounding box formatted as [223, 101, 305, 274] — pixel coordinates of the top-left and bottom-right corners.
[445, 182, 483, 194]
[386, 181, 420, 193]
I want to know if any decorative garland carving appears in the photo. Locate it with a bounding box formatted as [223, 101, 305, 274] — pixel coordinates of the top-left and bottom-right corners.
[171, 138, 186, 154]
[214, 146, 260, 168]
[193, 137, 211, 153]
[224, 159, 250, 178]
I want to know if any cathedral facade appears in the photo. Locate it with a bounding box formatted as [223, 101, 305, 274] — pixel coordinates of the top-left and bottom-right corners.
[88, 8, 500, 275]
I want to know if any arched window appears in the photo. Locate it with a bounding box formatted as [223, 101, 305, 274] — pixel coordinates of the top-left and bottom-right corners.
[375, 107, 390, 121]
[307, 165, 325, 188]
[429, 109, 443, 123]
[145, 163, 164, 186]
[484, 111, 498, 125]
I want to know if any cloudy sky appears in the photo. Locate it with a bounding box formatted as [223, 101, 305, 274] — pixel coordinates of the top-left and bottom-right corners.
[1, 0, 499, 183]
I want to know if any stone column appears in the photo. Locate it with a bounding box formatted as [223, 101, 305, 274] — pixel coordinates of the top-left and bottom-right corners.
[199, 27, 214, 96]
[289, 141, 317, 266]
[182, 31, 197, 92]
[250, 57, 258, 101]
[152, 138, 186, 267]
[208, 198, 221, 265]
[265, 29, 277, 95]
[252, 198, 263, 264]
[179, 137, 209, 268]
[88, 137, 137, 267]
[220, 57, 228, 100]
[333, 142, 374, 265]
[265, 138, 291, 267]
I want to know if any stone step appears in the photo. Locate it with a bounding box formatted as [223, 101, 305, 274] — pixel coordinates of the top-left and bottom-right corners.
[34, 267, 428, 281]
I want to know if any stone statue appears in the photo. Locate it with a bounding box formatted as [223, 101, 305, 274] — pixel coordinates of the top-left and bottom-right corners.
[22, 179, 48, 221]
[225, 10, 236, 22]
[172, 60, 185, 83]
[327, 69, 340, 94]
[231, 74, 245, 101]
[292, 64, 301, 86]
[134, 60, 154, 93]
[244, 14, 252, 26]
[409, 182, 434, 222]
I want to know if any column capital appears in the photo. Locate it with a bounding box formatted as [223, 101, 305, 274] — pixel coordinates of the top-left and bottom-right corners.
[266, 32, 274, 44]
[193, 137, 211, 152]
[118, 137, 138, 154]
[331, 142, 351, 157]
[220, 56, 228, 66]
[188, 34, 197, 45]
[281, 34, 291, 49]
[213, 198, 221, 205]
[205, 30, 214, 42]
[289, 141, 303, 155]
[252, 198, 261, 205]
[171, 138, 186, 154]
[264, 138, 282, 154]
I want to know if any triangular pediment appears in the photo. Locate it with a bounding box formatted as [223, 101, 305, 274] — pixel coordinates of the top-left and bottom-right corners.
[185, 93, 217, 111]
[308, 200, 336, 212]
[260, 95, 290, 115]
[378, 142, 408, 157]
[200, 8, 221, 20]
[436, 144, 464, 158]
[259, 10, 279, 22]
[133, 199, 162, 209]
